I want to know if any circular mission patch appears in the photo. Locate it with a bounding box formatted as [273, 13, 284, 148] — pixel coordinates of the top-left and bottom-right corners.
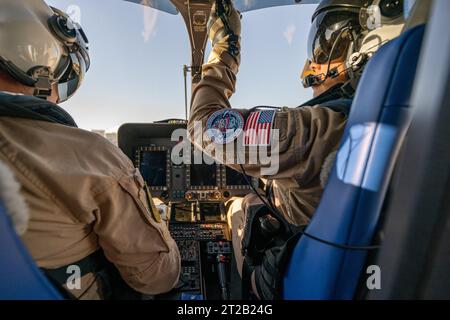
[206, 109, 244, 144]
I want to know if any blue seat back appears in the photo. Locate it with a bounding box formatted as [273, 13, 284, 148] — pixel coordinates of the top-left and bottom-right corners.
[0, 202, 62, 300]
[283, 25, 426, 300]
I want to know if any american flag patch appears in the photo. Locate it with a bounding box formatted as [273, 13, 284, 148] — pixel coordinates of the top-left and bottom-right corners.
[243, 110, 276, 146]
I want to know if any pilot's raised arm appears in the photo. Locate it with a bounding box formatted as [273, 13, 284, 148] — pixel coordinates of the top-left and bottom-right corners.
[188, 1, 347, 185]
[188, 0, 405, 300]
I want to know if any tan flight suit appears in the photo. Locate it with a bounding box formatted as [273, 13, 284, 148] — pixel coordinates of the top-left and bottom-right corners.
[0, 116, 180, 299]
[188, 52, 347, 274]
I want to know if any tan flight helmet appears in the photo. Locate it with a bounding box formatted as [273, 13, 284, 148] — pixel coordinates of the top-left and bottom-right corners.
[301, 0, 406, 91]
[0, 0, 90, 102]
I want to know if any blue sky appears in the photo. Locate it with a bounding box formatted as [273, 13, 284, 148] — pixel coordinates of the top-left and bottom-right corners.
[47, 0, 317, 130]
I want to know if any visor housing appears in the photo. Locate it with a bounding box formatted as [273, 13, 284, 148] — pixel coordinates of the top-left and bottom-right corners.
[307, 10, 361, 65]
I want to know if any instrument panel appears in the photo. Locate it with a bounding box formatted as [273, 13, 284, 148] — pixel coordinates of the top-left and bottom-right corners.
[118, 122, 248, 300]
[119, 122, 255, 204]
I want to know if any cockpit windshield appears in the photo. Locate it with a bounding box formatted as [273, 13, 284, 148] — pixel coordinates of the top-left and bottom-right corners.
[124, 0, 319, 14]
[46, 0, 316, 131]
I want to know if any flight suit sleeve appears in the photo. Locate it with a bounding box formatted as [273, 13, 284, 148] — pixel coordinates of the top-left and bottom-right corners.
[188, 52, 347, 184]
[93, 167, 181, 295]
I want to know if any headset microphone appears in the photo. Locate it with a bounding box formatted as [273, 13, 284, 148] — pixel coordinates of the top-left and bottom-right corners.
[302, 67, 340, 88]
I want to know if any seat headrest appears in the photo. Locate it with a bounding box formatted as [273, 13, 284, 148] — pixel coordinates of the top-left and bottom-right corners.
[403, 0, 433, 31]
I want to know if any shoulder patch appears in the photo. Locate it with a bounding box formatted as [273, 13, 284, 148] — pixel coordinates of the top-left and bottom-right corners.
[243, 110, 276, 146]
[206, 109, 244, 144]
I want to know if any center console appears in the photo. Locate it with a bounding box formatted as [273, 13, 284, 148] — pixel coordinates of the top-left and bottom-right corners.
[118, 122, 253, 300]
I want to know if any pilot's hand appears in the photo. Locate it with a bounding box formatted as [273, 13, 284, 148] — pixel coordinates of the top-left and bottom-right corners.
[207, 0, 242, 65]
[252, 245, 285, 300]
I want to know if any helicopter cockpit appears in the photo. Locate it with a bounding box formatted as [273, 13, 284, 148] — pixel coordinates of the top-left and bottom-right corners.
[0, 0, 449, 303]
[119, 121, 257, 299]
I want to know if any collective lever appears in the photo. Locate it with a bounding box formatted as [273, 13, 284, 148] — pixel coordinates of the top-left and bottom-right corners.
[216, 254, 229, 300]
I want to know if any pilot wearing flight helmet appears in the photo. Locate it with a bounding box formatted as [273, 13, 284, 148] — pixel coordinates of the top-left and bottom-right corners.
[188, 0, 405, 298]
[0, 0, 180, 299]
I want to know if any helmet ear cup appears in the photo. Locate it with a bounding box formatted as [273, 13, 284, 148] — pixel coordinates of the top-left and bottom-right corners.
[379, 0, 404, 19]
[48, 8, 77, 44]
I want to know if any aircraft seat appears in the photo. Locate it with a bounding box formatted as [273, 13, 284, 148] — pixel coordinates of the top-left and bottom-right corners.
[282, 24, 427, 300]
[0, 163, 62, 300]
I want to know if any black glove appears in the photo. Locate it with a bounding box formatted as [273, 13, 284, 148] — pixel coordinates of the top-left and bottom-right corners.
[206, 0, 242, 65]
[253, 245, 285, 300]
[253, 233, 303, 300]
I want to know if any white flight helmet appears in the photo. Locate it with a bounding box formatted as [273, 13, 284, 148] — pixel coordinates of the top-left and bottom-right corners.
[0, 0, 90, 102]
[346, 0, 405, 85]
[302, 0, 405, 91]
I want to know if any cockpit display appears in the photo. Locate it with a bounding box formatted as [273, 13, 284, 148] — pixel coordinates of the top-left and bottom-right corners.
[199, 202, 223, 222]
[139, 150, 168, 188]
[190, 164, 217, 187]
[188, 153, 218, 188]
[171, 203, 195, 222]
[225, 167, 250, 187]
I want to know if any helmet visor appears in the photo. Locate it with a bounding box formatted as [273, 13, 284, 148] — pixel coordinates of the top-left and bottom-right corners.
[307, 11, 359, 65]
[58, 50, 87, 103]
